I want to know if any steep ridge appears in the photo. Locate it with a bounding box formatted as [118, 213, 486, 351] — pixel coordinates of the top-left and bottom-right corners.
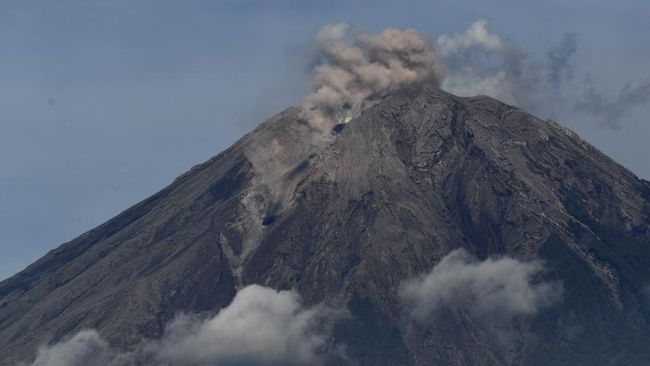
[2, 84, 650, 365]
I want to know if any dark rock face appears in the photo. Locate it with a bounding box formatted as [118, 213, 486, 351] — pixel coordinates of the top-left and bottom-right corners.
[2, 84, 650, 365]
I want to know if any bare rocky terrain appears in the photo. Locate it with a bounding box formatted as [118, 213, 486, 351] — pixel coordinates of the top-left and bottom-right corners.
[2, 83, 650, 365]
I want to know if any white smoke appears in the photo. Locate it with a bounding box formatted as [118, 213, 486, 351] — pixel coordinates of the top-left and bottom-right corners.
[400, 249, 561, 323]
[27, 285, 338, 366]
[437, 19, 505, 56]
[301, 23, 445, 132]
[437, 19, 543, 108]
[438, 19, 650, 128]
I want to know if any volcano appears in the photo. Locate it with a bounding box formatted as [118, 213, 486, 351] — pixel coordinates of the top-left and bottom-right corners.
[2, 84, 650, 365]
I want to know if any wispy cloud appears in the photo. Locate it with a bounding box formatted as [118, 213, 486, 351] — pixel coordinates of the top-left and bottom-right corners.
[28, 330, 128, 366]
[438, 19, 650, 128]
[28, 285, 340, 366]
[400, 249, 561, 323]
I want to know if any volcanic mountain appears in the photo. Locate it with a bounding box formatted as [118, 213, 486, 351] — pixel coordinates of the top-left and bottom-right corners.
[2, 84, 650, 365]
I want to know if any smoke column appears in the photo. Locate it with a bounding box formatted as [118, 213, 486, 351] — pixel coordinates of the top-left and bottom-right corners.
[300, 23, 445, 132]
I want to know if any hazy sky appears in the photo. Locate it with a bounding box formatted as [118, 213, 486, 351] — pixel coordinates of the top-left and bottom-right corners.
[1, 0, 649, 280]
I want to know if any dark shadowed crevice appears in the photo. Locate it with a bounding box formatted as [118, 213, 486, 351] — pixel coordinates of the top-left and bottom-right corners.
[332, 123, 346, 134]
[284, 160, 311, 181]
[262, 201, 282, 226]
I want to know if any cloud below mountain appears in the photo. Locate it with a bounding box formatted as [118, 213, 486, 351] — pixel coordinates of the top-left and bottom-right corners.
[400, 249, 562, 323]
[151, 285, 335, 366]
[28, 285, 338, 366]
[28, 330, 127, 366]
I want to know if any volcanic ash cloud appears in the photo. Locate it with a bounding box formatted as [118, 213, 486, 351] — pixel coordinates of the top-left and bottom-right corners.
[300, 23, 446, 132]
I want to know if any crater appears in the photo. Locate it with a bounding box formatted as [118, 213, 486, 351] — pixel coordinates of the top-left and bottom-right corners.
[332, 123, 346, 134]
[262, 215, 277, 226]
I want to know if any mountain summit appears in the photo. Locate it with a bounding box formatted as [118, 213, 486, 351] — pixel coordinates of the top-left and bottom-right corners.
[2, 84, 650, 365]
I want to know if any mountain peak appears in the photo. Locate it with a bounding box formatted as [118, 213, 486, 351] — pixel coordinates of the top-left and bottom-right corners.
[3, 85, 650, 365]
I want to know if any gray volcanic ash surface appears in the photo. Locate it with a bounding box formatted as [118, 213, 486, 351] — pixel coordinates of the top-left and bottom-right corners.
[2, 84, 650, 365]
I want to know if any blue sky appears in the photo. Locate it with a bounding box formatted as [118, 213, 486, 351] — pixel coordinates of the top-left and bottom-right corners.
[1, 0, 649, 280]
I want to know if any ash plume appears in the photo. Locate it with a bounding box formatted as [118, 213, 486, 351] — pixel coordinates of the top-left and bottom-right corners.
[300, 23, 445, 132]
[244, 24, 446, 227]
[246, 20, 650, 231]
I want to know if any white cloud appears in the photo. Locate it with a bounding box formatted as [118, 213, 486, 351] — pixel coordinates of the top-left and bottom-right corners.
[152, 284, 334, 365]
[400, 249, 561, 322]
[437, 19, 543, 108]
[314, 22, 350, 43]
[437, 18, 505, 57]
[28, 285, 338, 366]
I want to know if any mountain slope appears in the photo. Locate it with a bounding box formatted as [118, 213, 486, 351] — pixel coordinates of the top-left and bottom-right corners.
[2, 84, 650, 365]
